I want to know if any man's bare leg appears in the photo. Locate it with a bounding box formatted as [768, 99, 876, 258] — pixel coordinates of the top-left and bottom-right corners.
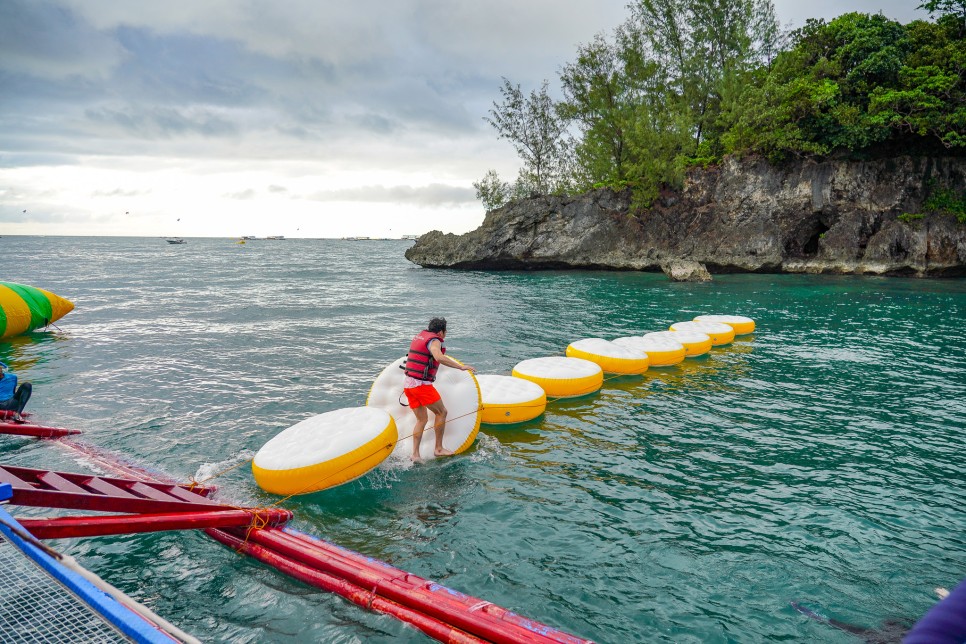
[411, 405, 428, 462]
[425, 400, 453, 457]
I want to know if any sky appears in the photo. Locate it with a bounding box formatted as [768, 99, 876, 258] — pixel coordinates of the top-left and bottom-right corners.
[0, 1, 928, 239]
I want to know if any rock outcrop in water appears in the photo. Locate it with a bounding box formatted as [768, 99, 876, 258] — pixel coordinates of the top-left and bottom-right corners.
[406, 156, 966, 277]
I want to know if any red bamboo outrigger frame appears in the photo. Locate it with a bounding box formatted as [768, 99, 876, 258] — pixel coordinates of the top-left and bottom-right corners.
[0, 464, 291, 538]
[0, 410, 81, 438]
[1, 420, 594, 644]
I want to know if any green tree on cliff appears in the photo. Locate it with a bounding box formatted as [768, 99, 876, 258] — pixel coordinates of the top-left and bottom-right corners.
[725, 11, 966, 159]
[479, 78, 572, 207]
[477, 2, 965, 212]
[918, 0, 966, 35]
[558, 29, 654, 189]
[625, 0, 781, 155]
[556, 0, 781, 203]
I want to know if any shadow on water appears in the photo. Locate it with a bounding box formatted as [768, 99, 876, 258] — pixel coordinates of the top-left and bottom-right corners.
[0, 331, 72, 366]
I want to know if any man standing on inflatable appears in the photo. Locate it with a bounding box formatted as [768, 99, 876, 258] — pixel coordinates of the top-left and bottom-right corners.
[402, 317, 474, 461]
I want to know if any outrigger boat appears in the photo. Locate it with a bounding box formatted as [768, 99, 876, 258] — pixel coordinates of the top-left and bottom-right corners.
[0, 414, 592, 644]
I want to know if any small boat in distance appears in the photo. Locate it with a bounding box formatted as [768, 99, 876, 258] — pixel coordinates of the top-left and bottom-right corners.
[241, 235, 256, 240]
[165, 238, 186, 245]
[344, 236, 371, 241]
[266, 235, 285, 240]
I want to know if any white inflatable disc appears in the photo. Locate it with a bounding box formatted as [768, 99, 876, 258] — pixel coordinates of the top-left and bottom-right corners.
[694, 314, 756, 335]
[669, 320, 735, 345]
[565, 338, 649, 375]
[511, 357, 603, 398]
[477, 374, 547, 424]
[366, 357, 481, 461]
[613, 335, 685, 367]
[252, 406, 396, 495]
[649, 329, 712, 358]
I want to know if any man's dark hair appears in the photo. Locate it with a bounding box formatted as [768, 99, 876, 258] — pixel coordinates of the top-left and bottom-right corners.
[428, 317, 447, 333]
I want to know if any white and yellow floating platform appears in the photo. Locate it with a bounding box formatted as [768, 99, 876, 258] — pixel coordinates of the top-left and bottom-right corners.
[694, 314, 756, 335]
[613, 335, 686, 367]
[512, 357, 603, 398]
[669, 320, 735, 346]
[252, 406, 396, 495]
[477, 374, 547, 424]
[367, 357, 481, 462]
[565, 338, 649, 375]
[650, 329, 712, 357]
[252, 314, 756, 495]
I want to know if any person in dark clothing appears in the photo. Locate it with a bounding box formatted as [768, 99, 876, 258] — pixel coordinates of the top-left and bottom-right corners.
[905, 579, 966, 644]
[0, 361, 31, 422]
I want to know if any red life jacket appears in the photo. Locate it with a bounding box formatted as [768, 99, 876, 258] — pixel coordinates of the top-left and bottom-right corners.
[402, 330, 445, 382]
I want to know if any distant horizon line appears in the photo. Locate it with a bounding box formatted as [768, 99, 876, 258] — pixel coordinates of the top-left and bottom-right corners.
[0, 234, 424, 240]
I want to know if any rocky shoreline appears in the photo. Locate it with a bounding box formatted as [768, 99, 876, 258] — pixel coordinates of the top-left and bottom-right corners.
[406, 156, 966, 278]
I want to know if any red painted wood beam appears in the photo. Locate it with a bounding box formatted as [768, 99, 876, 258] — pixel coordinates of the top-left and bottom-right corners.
[206, 528, 487, 644]
[19, 508, 292, 540]
[0, 421, 81, 438]
[227, 527, 591, 644]
[0, 465, 223, 514]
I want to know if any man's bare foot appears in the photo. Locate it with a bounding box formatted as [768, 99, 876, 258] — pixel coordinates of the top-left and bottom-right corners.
[434, 448, 454, 457]
[411, 453, 424, 464]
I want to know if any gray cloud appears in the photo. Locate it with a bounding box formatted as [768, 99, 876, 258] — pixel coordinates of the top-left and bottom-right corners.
[85, 105, 239, 139]
[0, 0, 125, 80]
[91, 188, 150, 197]
[225, 189, 256, 200]
[0, 0, 930, 235]
[306, 184, 475, 207]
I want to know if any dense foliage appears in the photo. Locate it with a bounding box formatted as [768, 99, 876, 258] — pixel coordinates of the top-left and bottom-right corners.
[477, 1, 966, 210]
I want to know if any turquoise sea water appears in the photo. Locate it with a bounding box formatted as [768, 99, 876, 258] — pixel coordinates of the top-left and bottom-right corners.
[1, 235, 964, 643]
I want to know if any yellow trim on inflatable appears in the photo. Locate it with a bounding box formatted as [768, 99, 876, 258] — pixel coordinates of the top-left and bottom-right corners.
[565, 342, 649, 375]
[252, 415, 396, 495]
[679, 335, 712, 357]
[39, 287, 75, 324]
[477, 375, 547, 424]
[655, 329, 712, 357]
[512, 358, 603, 398]
[481, 395, 547, 424]
[0, 285, 33, 339]
[669, 321, 735, 346]
[694, 315, 756, 335]
[645, 346, 686, 366]
[447, 358, 482, 453]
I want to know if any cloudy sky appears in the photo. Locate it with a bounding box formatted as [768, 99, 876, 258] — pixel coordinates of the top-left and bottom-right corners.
[0, 1, 926, 238]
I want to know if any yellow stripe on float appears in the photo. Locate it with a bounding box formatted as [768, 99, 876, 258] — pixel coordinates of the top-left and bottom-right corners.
[38, 288, 75, 325]
[481, 394, 547, 424]
[0, 284, 33, 339]
[252, 418, 397, 495]
[566, 345, 649, 375]
[645, 347, 686, 366]
[511, 369, 603, 399]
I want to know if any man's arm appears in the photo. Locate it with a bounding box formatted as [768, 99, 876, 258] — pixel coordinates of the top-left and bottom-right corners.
[429, 340, 473, 372]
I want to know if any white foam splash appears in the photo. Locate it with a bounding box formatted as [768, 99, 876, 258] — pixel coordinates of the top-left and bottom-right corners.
[194, 449, 255, 482]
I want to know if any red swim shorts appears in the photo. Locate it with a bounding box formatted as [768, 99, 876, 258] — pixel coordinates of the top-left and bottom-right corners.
[404, 384, 441, 409]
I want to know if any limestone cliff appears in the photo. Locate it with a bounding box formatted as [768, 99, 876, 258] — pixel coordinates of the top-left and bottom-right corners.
[406, 156, 966, 277]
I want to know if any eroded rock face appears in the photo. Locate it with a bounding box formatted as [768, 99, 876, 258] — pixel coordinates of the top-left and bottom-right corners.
[662, 260, 712, 282]
[406, 156, 966, 277]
